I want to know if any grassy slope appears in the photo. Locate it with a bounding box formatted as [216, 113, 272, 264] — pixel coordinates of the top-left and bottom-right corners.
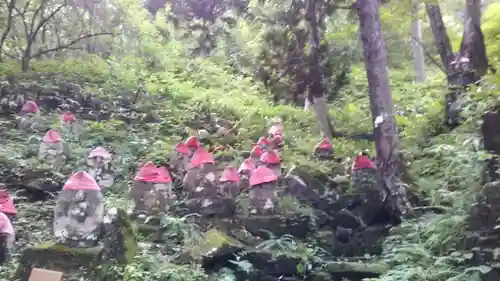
[0, 55, 499, 281]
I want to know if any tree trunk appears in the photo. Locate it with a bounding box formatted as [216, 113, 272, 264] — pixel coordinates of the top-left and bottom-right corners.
[411, 0, 426, 82]
[460, 0, 489, 81]
[426, 2, 465, 130]
[305, 0, 333, 140]
[357, 0, 411, 215]
[425, 3, 455, 75]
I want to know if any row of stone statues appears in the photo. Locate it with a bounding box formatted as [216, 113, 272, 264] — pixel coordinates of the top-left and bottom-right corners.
[0, 99, 379, 266]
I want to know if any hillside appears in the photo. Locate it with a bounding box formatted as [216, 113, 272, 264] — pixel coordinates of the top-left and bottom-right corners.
[0, 0, 500, 281]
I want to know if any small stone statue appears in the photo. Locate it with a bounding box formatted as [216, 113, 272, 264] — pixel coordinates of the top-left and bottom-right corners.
[219, 167, 240, 197]
[39, 130, 66, 169]
[182, 148, 216, 192]
[60, 111, 82, 136]
[248, 166, 278, 214]
[0, 212, 15, 265]
[260, 150, 281, 176]
[86, 146, 115, 191]
[53, 172, 104, 247]
[314, 138, 334, 160]
[0, 188, 17, 222]
[128, 162, 175, 222]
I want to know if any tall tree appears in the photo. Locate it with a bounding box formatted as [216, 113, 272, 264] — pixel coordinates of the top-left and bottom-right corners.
[305, 0, 333, 140]
[356, 0, 412, 216]
[426, 0, 492, 130]
[459, 0, 490, 81]
[411, 0, 426, 82]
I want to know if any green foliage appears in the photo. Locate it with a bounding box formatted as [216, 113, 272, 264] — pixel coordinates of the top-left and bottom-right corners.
[483, 3, 500, 63]
[1, 0, 500, 279]
[123, 257, 208, 281]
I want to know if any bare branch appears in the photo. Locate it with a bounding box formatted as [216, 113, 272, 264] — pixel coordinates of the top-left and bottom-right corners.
[29, 32, 112, 59]
[13, 0, 33, 38]
[2, 52, 18, 59]
[411, 35, 447, 74]
[0, 0, 16, 61]
[32, 0, 69, 40]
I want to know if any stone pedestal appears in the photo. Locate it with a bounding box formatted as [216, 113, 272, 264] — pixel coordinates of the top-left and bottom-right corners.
[14, 244, 103, 281]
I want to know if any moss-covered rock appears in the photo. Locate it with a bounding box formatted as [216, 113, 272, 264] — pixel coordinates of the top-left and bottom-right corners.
[188, 228, 244, 258]
[13, 244, 103, 281]
[102, 208, 138, 263]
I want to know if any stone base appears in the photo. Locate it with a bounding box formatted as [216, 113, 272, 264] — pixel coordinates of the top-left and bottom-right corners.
[14, 244, 103, 281]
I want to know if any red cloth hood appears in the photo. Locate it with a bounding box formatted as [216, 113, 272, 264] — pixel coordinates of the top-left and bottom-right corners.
[250, 145, 262, 158]
[21, 101, 38, 113]
[188, 148, 215, 169]
[61, 112, 76, 123]
[0, 189, 17, 215]
[238, 158, 255, 173]
[184, 136, 201, 149]
[257, 136, 270, 146]
[352, 155, 376, 171]
[315, 138, 332, 150]
[268, 124, 284, 136]
[260, 150, 281, 164]
[63, 171, 101, 191]
[175, 143, 190, 155]
[88, 147, 111, 159]
[135, 162, 173, 183]
[43, 130, 62, 143]
[220, 167, 240, 183]
[0, 212, 14, 236]
[250, 166, 278, 186]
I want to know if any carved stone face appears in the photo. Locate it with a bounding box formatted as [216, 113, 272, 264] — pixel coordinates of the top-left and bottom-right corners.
[53, 190, 104, 247]
[129, 181, 174, 219]
[219, 182, 239, 198]
[39, 142, 64, 157]
[248, 182, 278, 215]
[314, 147, 334, 160]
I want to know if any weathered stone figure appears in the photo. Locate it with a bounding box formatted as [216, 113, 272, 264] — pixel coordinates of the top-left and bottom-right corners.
[351, 152, 377, 190]
[86, 146, 115, 191]
[129, 162, 174, 221]
[39, 130, 66, 168]
[0, 188, 17, 222]
[248, 166, 278, 214]
[260, 150, 281, 176]
[60, 112, 82, 135]
[250, 145, 263, 164]
[0, 212, 15, 265]
[219, 167, 241, 197]
[53, 171, 104, 247]
[238, 158, 255, 190]
[18, 101, 39, 130]
[268, 123, 284, 138]
[349, 152, 386, 225]
[268, 123, 284, 149]
[314, 138, 334, 160]
[169, 143, 191, 175]
[270, 134, 284, 149]
[182, 148, 216, 192]
[184, 136, 202, 156]
[256, 136, 271, 149]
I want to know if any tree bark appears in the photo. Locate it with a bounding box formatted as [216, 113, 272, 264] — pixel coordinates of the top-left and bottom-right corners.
[425, 3, 455, 75]
[357, 0, 411, 215]
[411, 0, 426, 82]
[460, 0, 489, 80]
[305, 0, 333, 141]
